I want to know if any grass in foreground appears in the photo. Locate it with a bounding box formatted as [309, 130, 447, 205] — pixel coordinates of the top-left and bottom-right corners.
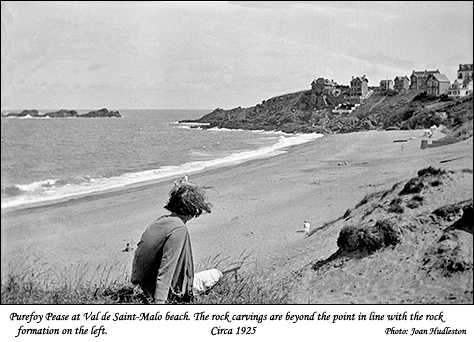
[1, 256, 132, 304]
[1, 252, 290, 305]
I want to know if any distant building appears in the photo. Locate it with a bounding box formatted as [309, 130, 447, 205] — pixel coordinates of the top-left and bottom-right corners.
[426, 73, 451, 96]
[457, 63, 473, 84]
[394, 76, 410, 91]
[311, 78, 336, 95]
[410, 69, 440, 90]
[350, 75, 369, 99]
[379, 79, 394, 91]
[447, 78, 473, 99]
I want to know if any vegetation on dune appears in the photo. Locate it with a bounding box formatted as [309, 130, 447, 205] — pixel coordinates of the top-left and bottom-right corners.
[308, 166, 472, 301]
[406, 195, 424, 209]
[387, 197, 405, 213]
[1, 257, 131, 304]
[399, 178, 425, 195]
[399, 166, 449, 196]
[1, 252, 290, 305]
[417, 166, 448, 177]
[354, 190, 387, 208]
[422, 200, 473, 275]
[336, 219, 401, 254]
[193, 273, 290, 305]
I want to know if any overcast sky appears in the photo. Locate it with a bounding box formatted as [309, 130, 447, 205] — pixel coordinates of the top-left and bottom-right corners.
[1, 1, 473, 110]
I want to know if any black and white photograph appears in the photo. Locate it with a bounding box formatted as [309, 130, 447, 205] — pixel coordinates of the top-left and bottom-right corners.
[1, 1, 473, 340]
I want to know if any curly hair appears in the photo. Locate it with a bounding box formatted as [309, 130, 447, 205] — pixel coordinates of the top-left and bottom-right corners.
[164, 183, 213, 217]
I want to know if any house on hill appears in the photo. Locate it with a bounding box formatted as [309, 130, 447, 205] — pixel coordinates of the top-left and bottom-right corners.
[447, 77, 473, 99]
[379, 79, 394, 91]
[410, 69, 440, 90]
[426, 73, 450, 96]
[394, 76, 410, 91]
[350, 75, 369, 99]
[457, 63, 473, 84]
[311, 78, 336, 95]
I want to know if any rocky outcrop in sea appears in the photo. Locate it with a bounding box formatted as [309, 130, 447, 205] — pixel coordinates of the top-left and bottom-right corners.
[2, 108, 121, 118]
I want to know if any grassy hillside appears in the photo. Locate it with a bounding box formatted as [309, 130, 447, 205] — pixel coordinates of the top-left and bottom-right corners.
[354, 91, 473, 135]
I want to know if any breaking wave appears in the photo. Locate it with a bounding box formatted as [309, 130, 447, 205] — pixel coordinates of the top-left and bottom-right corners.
[1, 132, 322, 210]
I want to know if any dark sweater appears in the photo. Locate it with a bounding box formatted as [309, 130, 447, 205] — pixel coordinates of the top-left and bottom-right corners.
[131, 215, 194, 303]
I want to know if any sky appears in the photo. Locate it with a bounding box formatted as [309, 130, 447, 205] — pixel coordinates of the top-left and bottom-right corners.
[1, 1, 473, 110]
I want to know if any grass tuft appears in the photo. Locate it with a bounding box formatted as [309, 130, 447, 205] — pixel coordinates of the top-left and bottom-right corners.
[355, 190, 386, 208]
[388, 197, 404, 213]
[417, 166, 447, 178]
[407, 195, 423, 209]
[399, 177, 424, 195]
[336, 219, 401, 254]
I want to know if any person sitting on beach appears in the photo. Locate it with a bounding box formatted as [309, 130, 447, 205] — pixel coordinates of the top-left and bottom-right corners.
[297, 220, 311, 235]
[131, 180, 219, 304]
[303, 220, 311, 235]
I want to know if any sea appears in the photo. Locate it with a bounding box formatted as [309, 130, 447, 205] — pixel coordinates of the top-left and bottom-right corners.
[1, 109, 322, 210]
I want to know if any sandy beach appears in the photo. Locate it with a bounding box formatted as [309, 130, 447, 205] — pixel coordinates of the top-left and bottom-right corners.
[1, 129, 473, 300]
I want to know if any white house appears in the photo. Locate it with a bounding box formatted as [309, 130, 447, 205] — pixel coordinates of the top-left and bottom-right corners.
[447, 78, 473, 99]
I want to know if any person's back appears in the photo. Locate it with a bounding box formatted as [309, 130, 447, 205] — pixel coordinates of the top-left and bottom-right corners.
[131, 215, 194, 303]
[131, 180, 213, 304]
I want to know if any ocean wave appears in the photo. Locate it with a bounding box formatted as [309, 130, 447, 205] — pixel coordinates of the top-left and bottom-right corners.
[206, 127, 295, 136]
[1, 185, 25, 197]
[176, 125, 203, 130]
[1, 132, 322, 209]
[10, 115, 51, 119]
[170, 121, 210, 130]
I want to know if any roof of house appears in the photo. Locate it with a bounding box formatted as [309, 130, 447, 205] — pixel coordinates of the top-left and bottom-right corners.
[380, 79, 393, 84]
[351, 76, 369, 84]
[450, 78, 473, 88]
[458, 64, 473, 71]
[394, 76, 409, 81]
[452, 79, 465, 86]
[314, 77, 335, 85]
[428, 73, 450, 83]
[411, 69, 439, 77]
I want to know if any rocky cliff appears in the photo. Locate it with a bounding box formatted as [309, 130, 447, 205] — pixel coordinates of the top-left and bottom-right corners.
[181, 89, 473, 138]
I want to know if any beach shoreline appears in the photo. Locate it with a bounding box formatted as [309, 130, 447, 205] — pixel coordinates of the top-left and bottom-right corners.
[2, 129, 473, 291]
[0, 129, 322, 213]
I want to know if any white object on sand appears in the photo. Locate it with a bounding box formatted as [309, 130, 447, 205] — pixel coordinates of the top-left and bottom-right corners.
[174, 174, 190, 186]
[296, 221, 310, 234]
[303, 220, 310, 235]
